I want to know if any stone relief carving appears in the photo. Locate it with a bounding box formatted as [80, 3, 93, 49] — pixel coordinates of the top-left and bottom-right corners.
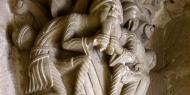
[11, 0, 49, 50]
[1, 0, 158, 95]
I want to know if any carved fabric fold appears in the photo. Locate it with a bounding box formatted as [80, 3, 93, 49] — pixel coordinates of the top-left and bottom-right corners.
[26, 17, 67, 94]
[27, 47, 54, 93]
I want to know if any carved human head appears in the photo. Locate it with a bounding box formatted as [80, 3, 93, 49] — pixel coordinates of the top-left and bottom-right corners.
[10, 0, 28, 15]
[122, 0, 155, 31]
[141, 24, 155, 48]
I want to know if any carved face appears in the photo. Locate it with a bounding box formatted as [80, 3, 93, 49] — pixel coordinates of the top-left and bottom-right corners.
[141, 24, 155, 47]
[124, 18, 140, 31]
[144, 24, 155, 39]
[10, 0, 28, 15]
[124, 19, 155, 47]
[123, 4, 142, 25]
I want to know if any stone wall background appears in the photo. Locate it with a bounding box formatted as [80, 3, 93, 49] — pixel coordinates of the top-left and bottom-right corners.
[0, 0, 16, 95]
[148, 0, 190, 95]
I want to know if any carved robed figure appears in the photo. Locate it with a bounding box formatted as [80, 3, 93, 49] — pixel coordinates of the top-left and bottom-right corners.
[8, 0, 158, 95]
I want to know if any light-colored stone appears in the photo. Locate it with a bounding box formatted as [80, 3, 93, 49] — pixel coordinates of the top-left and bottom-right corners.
[1, 0, 190, 95]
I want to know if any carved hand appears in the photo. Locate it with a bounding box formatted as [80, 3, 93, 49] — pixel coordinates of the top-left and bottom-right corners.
[93, 16, 123, 56]
[93, 33, 110, 52]
[109, 49, 136, 67]
[134, 63, 149, 74]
